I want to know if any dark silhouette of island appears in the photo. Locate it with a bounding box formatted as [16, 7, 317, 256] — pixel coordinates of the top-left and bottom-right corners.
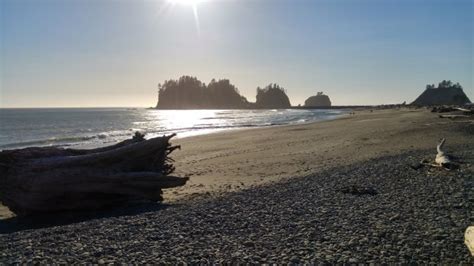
[155, 76, 250, 109]
[304, 92, 332, 107]
[155, 76, 291, 109]
[255, 84, 291, 109]
[412, 80, 471, 105]
[155, 76, 472, 109]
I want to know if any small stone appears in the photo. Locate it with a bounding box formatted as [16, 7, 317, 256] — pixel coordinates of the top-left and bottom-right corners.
[348, 258, 358, 263]
[243, 241, 255, 247]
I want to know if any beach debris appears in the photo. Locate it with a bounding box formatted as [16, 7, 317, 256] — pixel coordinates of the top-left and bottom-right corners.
[431, 105, 474, 120]
[431, 106, 457, 113]
[435, 138, 451, 166]
[432, 105, 474, 119]
[413, 138, 458, 171]
[439, 114, 470, 119]
[0, 133, 188, 216]
[456, 107, 474, 115]
[338, 185, 378, 196]
[465, 226, 474, 257]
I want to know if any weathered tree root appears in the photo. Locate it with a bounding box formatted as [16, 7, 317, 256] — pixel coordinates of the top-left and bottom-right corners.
[466, 226, 474, 257]
[0, 133, 188, 216]
[410, 138, 459, 171]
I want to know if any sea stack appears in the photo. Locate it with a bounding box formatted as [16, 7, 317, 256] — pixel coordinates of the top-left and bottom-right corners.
[156, 76, 250, 109]
[412, 80, 471, 106]
[304, 92, 332, 107]
[255, 84, 291, 109]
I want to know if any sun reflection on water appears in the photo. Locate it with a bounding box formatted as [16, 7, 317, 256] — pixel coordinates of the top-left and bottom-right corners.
[145, 109, 223, 138]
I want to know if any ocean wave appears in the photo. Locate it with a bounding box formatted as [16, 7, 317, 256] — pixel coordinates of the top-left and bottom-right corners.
[0, 135, 98, 150]
[0, 109, 348, 150]
[0, 130, 140, 150]
[201, 116, 236, 120]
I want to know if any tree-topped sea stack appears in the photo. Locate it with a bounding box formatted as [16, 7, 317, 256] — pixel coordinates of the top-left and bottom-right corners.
[156, 76, 250, 109]
[155, 76, 293, 109]
[255, 84, 291, 109]
[304, 92, 332, 107]
[412, 80, 471, 106]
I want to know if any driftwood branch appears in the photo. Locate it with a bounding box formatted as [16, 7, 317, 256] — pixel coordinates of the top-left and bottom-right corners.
[466, 226, 474, 256]
[435, 138, 451, 166]
[455, 107, 472, 113]
[439, 114, 470, 119]
[0, 133, 188, 216]
[411, 138, 459, 171]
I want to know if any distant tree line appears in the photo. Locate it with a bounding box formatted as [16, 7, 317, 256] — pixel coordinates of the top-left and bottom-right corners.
[425, 80, 463, 90]
[156, 76, 292, 109]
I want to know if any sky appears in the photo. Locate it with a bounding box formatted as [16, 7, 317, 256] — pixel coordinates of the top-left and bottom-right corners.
[1, 0, 472, 107]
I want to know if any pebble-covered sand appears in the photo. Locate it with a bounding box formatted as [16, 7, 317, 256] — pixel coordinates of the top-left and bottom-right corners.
[1, 147, 472, 264]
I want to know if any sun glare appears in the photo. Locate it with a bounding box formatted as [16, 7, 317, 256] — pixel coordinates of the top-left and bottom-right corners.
[168, 0, 204, 6]
[166, 0, 205, 36]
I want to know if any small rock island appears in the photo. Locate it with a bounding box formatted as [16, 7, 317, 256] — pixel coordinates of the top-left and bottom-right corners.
[412, 80, 471, 105]
[255, 84, 291, 109]
[155, 76, 250, 109]
[304, 92, 332, 107]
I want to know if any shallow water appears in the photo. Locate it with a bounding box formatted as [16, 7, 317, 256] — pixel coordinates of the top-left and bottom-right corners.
[0, 108, 346, 150]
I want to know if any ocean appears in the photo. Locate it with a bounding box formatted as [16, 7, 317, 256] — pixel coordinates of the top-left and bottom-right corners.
[0, 108, 346, 150]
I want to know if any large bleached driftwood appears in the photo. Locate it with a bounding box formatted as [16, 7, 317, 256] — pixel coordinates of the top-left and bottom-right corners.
[417, 138, 458, 170]
[412, 138, 458, 171]
[439, 114, 470, 119]
[0, 133, 188, 216]
[466, 226, 474, 256]
[435, 138, 451, 167]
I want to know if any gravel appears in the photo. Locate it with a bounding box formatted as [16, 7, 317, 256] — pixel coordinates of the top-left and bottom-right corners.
[1, 148, 473, 264]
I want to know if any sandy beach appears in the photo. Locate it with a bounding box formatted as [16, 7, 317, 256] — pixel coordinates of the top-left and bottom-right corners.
[165, 108, 474, 201]
[3, 107, 469, 218]
[1, 108, 473, 263]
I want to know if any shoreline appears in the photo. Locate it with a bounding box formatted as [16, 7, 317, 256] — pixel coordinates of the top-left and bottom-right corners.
[1, 108, 472, 218]
[0, 108, 473, 262]
[171, 111, 349, 141]
[0, 108, 348, 151]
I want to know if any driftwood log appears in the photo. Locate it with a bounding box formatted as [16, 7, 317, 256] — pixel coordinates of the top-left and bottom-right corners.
[439, 114, 470, 119]
[465, 226, 474, 256]
[0, 133, 188, 216]
[410, 138, 459, 171]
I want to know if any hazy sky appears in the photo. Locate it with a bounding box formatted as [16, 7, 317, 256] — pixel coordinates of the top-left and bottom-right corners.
[1, 0, 472, 107]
